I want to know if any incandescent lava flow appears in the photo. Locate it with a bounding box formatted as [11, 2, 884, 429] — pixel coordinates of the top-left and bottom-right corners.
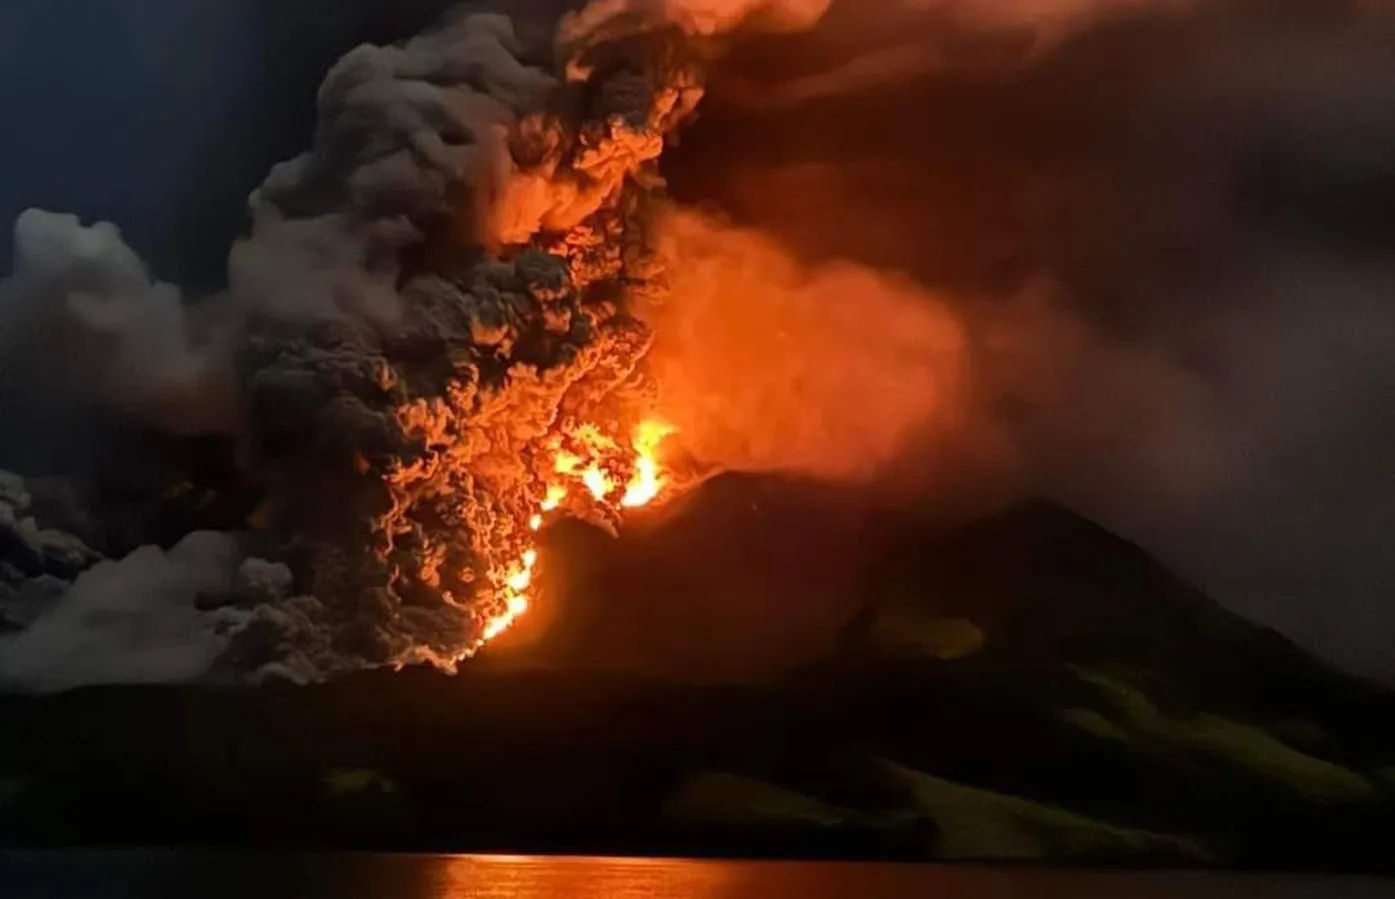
[475, 418, 677, 652]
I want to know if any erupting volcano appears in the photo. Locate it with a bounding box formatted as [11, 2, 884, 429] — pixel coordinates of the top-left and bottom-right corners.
[476, 417, 676, 651]
[6, 0, 1395, 873]
[226, 3, 729, 677]
[0, 0, 858, 688]
[0, 0, 971, 689]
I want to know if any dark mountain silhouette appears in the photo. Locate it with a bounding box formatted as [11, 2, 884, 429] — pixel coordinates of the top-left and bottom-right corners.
[1, 475, 1391, 869]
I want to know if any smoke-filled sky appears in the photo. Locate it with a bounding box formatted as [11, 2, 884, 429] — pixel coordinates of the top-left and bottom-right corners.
[0, 0, 1392, 683]
[660, 0, 1395, 682]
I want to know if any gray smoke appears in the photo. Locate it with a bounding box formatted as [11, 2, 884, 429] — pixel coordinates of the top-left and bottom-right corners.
[664, 0, 1395, 682]
[0, 530, 243, 692]
[0, 210, 234, 437]
[5, 0, 1392, 688]
[0, 0, 833, 690]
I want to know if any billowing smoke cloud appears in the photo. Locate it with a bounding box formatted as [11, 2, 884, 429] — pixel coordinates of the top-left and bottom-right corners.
[641, 206, 969, 480]
[663, 0, 1395, 681]
[222, 6, 713, 676]
[4, 0, 1393, 689]
[559, 0, 832, 45]
[0, 210, 233, 436]
[0, 0, 849, 690]
[0, 532, 242, 692]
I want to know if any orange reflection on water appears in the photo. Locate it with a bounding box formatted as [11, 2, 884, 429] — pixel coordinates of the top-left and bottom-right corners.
[429, 855, 749, 899]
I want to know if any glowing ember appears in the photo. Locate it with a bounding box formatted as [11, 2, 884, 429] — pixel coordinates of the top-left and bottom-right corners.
[541, 484, 567, 512]
[506, 566, 532, 593]
[474, 419, 677, 651]
[554, 450, 583, 476]
[582, 464, 614, 500]
[480, 546, 539, 644]
[622, 420, 677, 508]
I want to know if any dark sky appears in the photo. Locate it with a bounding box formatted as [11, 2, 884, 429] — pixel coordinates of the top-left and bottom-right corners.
[0, 0, 454, 289]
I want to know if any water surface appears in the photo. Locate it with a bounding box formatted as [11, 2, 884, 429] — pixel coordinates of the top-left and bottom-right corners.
[3, 851, 1390, 898]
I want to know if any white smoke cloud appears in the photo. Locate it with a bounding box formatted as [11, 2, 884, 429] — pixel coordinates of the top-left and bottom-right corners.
[0, 209, 234, 434]
[0, 531, 242, 692]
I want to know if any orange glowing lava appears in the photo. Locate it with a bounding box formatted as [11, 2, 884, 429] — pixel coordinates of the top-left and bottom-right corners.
[622, 419, 676, 508]
[475, 418, 675, 651]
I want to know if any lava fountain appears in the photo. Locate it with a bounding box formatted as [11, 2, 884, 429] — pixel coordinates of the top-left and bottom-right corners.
[474, 418, 676, 652]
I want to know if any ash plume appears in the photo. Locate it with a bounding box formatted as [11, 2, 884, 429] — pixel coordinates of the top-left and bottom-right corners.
[662, 0, 1395, 682]
[0, 0, 839, 689]
[4, 0, 1393, 689]
[222, 8, 702, 675]
[0, 532, 243, 692]
[640, 206, 971, 481]
[0, 210, 234, 437]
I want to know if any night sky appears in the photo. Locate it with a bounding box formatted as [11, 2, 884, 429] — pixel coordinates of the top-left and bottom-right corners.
[0, 0, 454, 287]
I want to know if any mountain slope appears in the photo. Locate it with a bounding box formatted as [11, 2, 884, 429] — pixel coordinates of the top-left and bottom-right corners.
[0, 479, 1391, 868]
